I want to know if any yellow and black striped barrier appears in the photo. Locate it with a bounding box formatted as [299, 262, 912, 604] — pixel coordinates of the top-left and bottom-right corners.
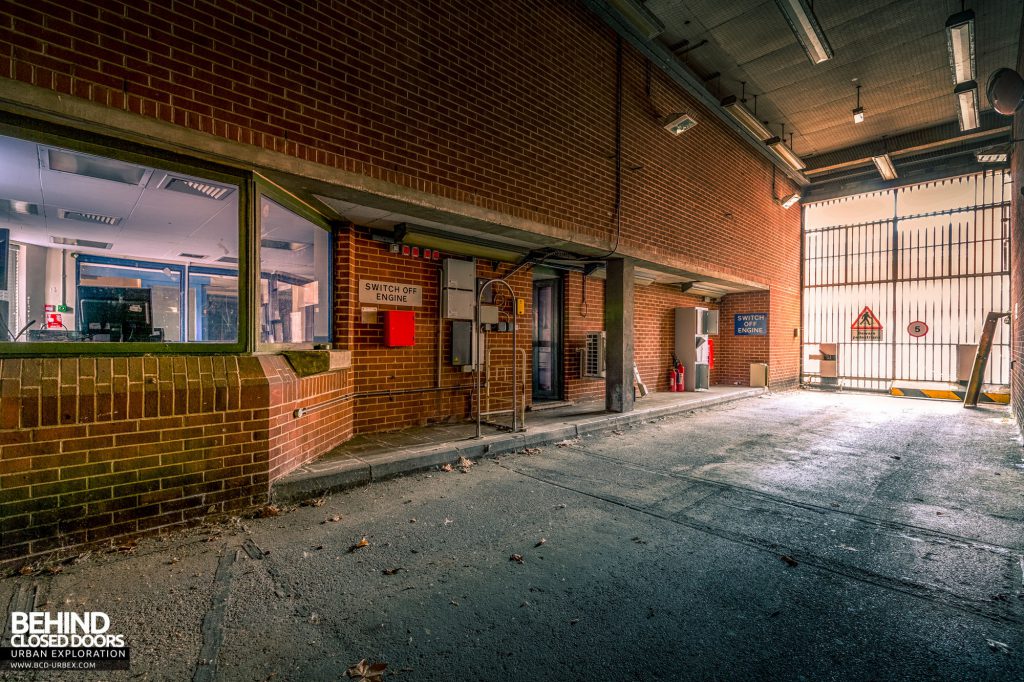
[890, 387, 1009, 404]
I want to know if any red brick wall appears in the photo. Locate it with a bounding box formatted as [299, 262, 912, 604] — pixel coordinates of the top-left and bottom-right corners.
[262, 356, 352, 483]
[0, 1, 802, 390]
[715, 292, 771, 386]
[634, 284, 716, 392]
[564, 272, 606, 403]
[337, 229, 532, 433]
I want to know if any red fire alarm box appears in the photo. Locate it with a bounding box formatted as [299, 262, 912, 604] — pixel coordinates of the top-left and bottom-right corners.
[383, 310, 415, 347]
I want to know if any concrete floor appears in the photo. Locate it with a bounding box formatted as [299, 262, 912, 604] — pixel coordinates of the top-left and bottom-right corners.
[2, 390, 1023, 681]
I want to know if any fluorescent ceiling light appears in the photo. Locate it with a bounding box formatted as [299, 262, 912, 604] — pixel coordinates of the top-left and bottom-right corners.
[871, 153, 898, 181]
[161, 176, 234, 200]
[721, 96, 773, 140]
[945, 10, 975, 85]
[852, 107, 865, 124]
[781, 193, 801, 209]
[975, 151, 1008, 163]
[607, 0, 665, 39]
[56, 208, 122, 226]
[774, 0, 834, 64]
[261, 238, 310, 251]
[45, 149, 150, 185]
[50, 236, 113, 249]
[765, 137, 806, 171]
[662, 113, 697, 135]
[954, 81, 980, 131]
[0, 199, 40, 215]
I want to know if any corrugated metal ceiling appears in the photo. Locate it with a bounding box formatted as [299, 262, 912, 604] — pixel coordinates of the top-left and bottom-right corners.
[644, 0, 1021, 163]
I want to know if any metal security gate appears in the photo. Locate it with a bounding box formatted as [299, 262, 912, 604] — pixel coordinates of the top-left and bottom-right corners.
[802, 170, 1010, 391]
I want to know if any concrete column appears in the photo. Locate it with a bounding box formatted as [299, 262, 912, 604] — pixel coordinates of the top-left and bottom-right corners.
[604, 257, 634, 413]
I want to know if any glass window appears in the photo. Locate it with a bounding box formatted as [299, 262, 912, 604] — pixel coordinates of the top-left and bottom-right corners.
[0, 131, 240, 345]
[259, 197, 331, 345]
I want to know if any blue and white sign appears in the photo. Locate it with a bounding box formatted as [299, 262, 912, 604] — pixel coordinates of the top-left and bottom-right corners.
[734, 313, 768, 336]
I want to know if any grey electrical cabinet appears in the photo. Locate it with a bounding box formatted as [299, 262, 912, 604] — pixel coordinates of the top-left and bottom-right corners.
[442, 258, 475, 319]
[675, 307, 714, 391]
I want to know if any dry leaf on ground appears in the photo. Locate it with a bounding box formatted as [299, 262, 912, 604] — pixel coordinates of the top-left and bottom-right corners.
[440, 463, 453, 472]
[345, 658, 387, 681]
[348, 537, 370, 553]
[510, 554, 524, 564]
[382, 568, 401, 576]
[534, 538, 546, 548]
[258, 505, 281, 518]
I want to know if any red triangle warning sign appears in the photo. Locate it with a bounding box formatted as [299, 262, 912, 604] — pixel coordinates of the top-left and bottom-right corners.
[851, 306, 883, 330]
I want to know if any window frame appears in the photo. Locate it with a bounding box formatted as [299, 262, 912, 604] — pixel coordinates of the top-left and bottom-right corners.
[254, 175, 335, 352]
[0, 113, 253, 357]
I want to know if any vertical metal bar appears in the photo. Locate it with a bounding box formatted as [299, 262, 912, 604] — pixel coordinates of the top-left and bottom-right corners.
[891, 190, 899, 387]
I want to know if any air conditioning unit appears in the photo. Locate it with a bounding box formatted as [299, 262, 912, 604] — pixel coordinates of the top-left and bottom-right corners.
[581, 331, 606, 378]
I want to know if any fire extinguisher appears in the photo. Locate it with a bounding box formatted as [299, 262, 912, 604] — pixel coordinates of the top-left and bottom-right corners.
[668, 367, 677, 392]
[676, 362, 685, 392]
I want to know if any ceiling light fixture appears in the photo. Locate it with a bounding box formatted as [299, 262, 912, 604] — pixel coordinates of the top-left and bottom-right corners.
[56, 208, 122, 226]
[721, 95, 773, 140]
[852, 84, 865, 124]
[871, 153, 898, 181]
[774, 0, 834, 64]
[781, 193, 802, 209]
[975, 150, 1008, 163]
[661, 113, 698, 135]
[954, 80, 980, 131]
[765, 137, 806, 171]
[0, 199, 40, 215]
[945, 9, 976, 85]
[45, 149, 150, 186]
[607, 0, 665, 39]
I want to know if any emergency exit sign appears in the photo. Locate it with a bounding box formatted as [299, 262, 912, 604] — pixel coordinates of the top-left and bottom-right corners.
[734, 313, 768, 336]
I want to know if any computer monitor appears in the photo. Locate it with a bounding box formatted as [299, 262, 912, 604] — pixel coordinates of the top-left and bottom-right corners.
[77, 286, 154, 342]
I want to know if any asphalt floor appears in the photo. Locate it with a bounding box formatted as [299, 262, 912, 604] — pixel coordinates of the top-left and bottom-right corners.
[2, 390, 1023, 681]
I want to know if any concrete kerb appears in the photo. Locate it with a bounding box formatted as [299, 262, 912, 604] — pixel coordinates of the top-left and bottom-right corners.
[271, 388, 765, 503]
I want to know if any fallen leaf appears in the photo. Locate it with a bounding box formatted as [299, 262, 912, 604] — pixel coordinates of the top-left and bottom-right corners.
[534, 538, 546, 548]
[382, 568, 401, 576]
[301, 497, 327, 508]
[409, 518, 416, 523]
[259, 505, 281, 518]
[555, 438, 580, 448]
[612, 429, 624, 435]
[523, 447, 541, 455]
[18, 565, 33, 576]
[510, 554, 524, 564]
[346, 658, 388, 681]
[457, 456, 474, 470]
[348, 537, 370, 553]
[780, 555, 799, 567]
[440, 463, 453, 472]
[450, 599, 459, 607]
[321, 515, 342, 524]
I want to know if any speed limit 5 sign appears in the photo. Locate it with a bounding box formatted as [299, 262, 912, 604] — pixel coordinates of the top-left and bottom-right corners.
[907, 321, 928, 338]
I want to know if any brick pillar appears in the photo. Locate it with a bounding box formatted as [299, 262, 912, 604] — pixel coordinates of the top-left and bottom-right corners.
[604, 257, 634, 413]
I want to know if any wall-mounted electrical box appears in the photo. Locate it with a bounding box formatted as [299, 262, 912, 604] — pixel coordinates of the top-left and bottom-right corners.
[675, 307, 713, 391]
[383, 310, 415, 347]
[442, 258, 475, 319]
[451, 319, 481, 367]
[479, 305, 499, 325]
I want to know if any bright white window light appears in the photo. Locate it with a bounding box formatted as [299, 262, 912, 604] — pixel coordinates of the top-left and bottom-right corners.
[721, 96, 773, 140]
[954, 81, 980, 131]
[781, 193, 801, 209]
[774, 0, 834, 64]
[871, 153, 898, 181]
[853, 107, 865, 124]
[765, 137, 807, 171]
[945, 10, 975, 85]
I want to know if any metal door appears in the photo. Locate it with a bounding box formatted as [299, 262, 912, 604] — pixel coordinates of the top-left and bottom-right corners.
[802, 171, 1010, 390]
[532, 277, 563, 401]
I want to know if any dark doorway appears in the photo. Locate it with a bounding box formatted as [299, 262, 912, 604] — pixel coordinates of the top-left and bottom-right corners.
[532, 276, 563, 401]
